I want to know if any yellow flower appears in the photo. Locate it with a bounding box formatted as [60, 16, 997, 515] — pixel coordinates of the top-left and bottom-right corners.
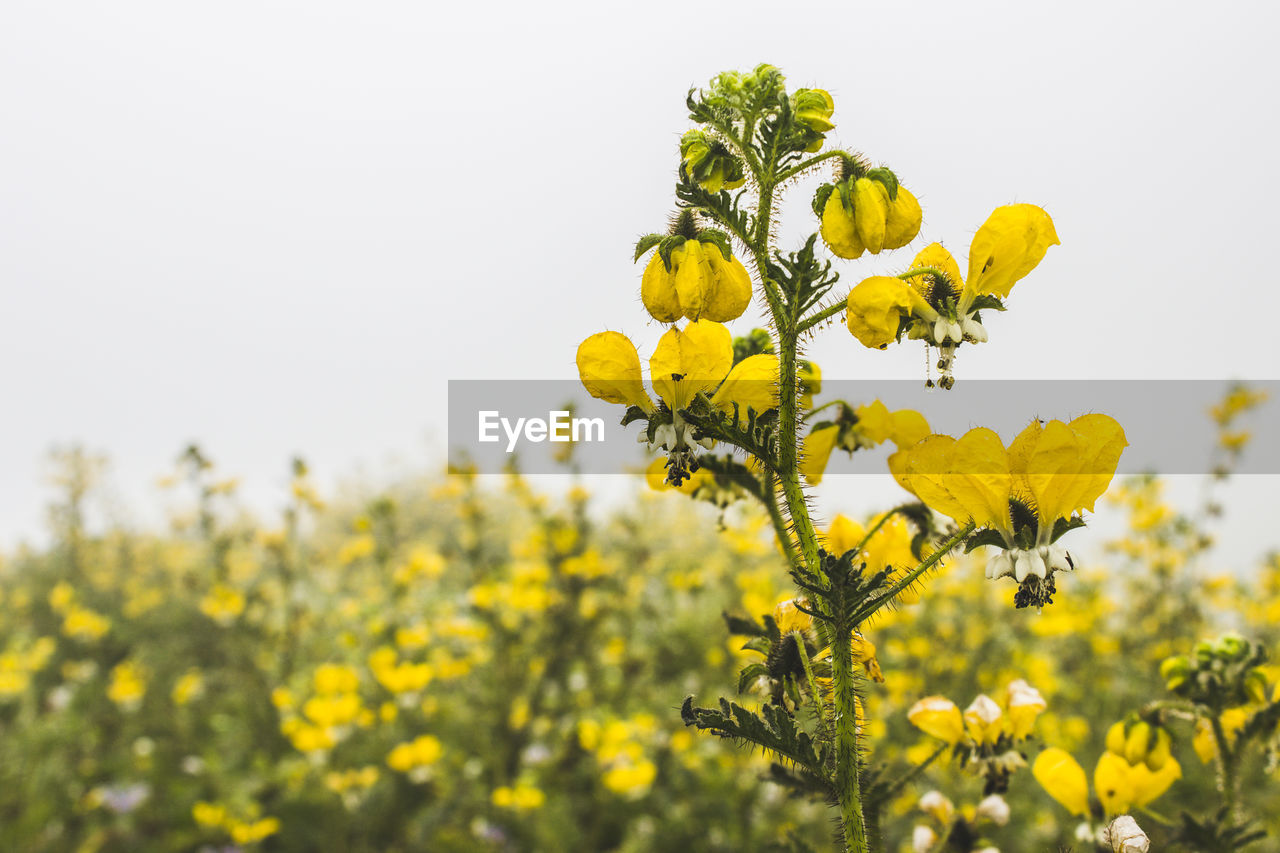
[579, 321, 778, 487]
[843, 206, 1058, 388]
[801, 402, 930, 485]
[1032, 747, 1090, 817]
[845, 276, 913, 349]
[640, 239, 752, 324]
[907, 696, 965, 744]
[889, 415, 1126, 599]
[820, 176, 921, 259]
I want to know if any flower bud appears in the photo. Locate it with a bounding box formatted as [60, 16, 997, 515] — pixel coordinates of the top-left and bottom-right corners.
[908, 696, 965, 744]
[1105, 720, 1128, 756]
[975, 793, 1010, 826]
[964, 694, 1003, 747]
[1101, 815, 1150, 853]
[1160, 655, 1191, 691]
[1245, 667, 1269, 704]
[793, 88, 835, 133]
[1144, 727, 1171, 772]
[917, 790, 954, 824]
[1123, 721, 1152, 766]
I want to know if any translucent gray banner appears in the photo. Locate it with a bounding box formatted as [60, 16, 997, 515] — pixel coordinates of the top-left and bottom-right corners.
[446, 380, 1276, 475]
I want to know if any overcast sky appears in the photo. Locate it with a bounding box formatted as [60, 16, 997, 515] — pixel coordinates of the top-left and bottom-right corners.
[2, 1, 1277, 561]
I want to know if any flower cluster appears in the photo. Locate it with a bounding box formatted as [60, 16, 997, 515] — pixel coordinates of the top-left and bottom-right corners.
[844, 204, 1059, 387]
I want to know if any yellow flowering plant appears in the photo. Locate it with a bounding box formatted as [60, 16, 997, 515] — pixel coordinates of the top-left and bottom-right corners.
[573, 64, 1136, 852]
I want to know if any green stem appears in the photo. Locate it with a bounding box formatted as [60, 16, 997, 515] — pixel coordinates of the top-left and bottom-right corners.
[831, 614, 869, 852]
[763, 475, 801, 571]
[775, 148, 848, 184]
[1210, 714, 1239, 816]
[851, 523, 975, 625]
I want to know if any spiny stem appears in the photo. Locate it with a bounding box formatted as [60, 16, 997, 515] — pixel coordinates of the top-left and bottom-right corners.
[797, 266, 953, 334]
[831, 613, 869, 852]
[1210, 713, 1239, 817]
[775, 148, 849, 184]
[851, 523, 976, 625]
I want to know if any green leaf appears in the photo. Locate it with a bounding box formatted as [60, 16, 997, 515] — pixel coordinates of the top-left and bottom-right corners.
[680, 696, 830, 778]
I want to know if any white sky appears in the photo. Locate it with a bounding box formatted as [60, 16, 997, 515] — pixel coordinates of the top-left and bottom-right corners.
[2, 1, 1278, 561]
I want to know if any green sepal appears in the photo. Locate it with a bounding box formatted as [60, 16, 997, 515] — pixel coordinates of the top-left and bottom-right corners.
[737, 663, 771, 694]
[620, 406, 649, 428]
[696, 228, 733, 261]
[741, 636, 772, 656]
[866, 167, 899, 201]
[968, 294, 1006, 313]
[1048, 514, 1087, 544]
[837, 178, 855, 215]
[657, 235, 687, 272]
[811, 183, 835, 219]
[964, 528, 1007, 553]
[723, 611, 766, 636]
[633, 233, 664, 263]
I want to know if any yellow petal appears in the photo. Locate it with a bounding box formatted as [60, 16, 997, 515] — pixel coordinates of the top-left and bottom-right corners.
[1033, 748, 1090, 817]
[883, 185, 922, 250]
[1129, 756, 1181, 808]
[649, 321, 733, 411]
[701, 249, 752, 323]
[908, 696, 965, 744]
[640, 252, 681, 323]
[1012, 415, 1127, 527]
[966, 204, 1060, 299]
[1094, 752, 1135, 816]
[576, 332, 654, 412]
[846, 276, 911, 349]
[821, 192, 864, 259]
[801, 424, 839, 485]
[710, 353, 779, 415]
[963, 694, 1003, 746]
[672, 241, 715, 321]
[888, 410, 930, 449]
[907, 242, 964, 310]
[824, 514, 866, 556]
[896, 429, 1013, 532]
[853, 400, 894, 444]
[852, 178, 890, 254]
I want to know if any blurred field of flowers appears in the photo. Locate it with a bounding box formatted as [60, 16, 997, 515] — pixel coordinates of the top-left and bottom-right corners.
[1, 406, 1278, 851]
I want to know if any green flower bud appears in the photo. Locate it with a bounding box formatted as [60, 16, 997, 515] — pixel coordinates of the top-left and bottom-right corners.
[1160, 655, 1191, 691]
[793, 88, 835, 134]
[1245, 667, 1269, 704]
[1218, 635, 1248, 661]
